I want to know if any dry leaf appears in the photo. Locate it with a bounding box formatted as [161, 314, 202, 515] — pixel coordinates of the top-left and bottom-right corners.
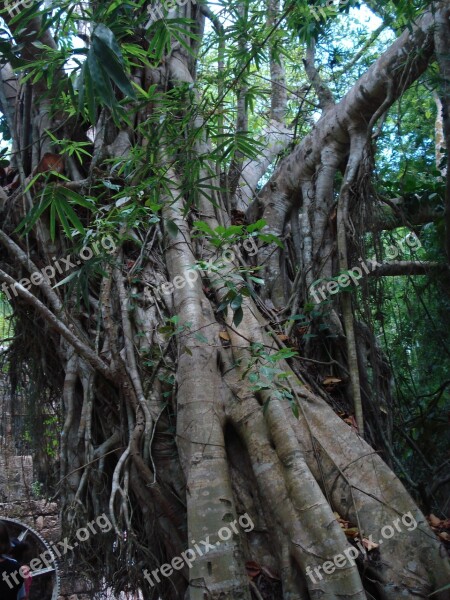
[428, 514, 442, 528]
[338, 519, 350, 529]
[334, 512, 350, 528]
[361, 537, 379, 551]
[323, 377, 342, 386]
[245, 561, 261, 578]
[344, 527, 359, 538]
[219, 331, 230, 341]
[344, 415, 359, 431]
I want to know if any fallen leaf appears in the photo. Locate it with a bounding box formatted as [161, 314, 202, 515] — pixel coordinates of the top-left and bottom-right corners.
[323, 377, 342, 386]
[245, 561, 261, 578]
[344, 527, 359, 538]
[344, 415, 359, 431]
[219, 331, 230, 341]
[428, 514, 442, 528]
[337, 519, 350, 529]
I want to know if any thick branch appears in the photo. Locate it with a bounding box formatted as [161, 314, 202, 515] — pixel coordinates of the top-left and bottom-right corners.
[303, 40, 335, 110]
[369, 261, 448, 277]
[372, 195, 444, 230]
[256, 5, 438, 301]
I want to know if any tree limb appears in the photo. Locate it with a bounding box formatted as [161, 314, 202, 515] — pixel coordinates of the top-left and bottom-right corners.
[0, 268, 113, 381]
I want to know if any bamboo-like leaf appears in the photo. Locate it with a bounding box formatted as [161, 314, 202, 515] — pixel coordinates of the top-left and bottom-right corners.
[92, 24, 124, 64]
[92, 35, 135, 98]
[15, 193, 53, 235]
[147, 20, 170, 63]
[233, 306, 244, 327]
[59, 187, 95, 209]
[87, 49, 114, 108]
[54, 198, 73, 238]
[52, 270, 79, 288]
[50, 201, 56, 242]
[58, 199, 86, 236]
[83, 63, 97, 124]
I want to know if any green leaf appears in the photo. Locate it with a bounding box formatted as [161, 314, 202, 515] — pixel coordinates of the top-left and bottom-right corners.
[58, 198, 86, 235]
[92, 24, 124, 62]
[230, 295, 242, 311]
[102, 179, 121, 191]
[194, 332, 208, 343]
[54, 198, 73, 238]
[87, 49, 115, 108]
[258, 233, 283, 248]
[92, 34, 135, 98]
[147, 20, 170, 63]
[193, 220, 214, 235]
[222, 225, 243, 237]
[249, 276, 265, 285]
[49, 201, 56, 242]
[247, 219, 266, 233]
[15, 193, 53, 235]
[166, 220, 179, 237]
[53, 270, 80, 288]
[83, 62, 97, 123]
[233, 306, 244, 327]
[59, 187, 95, 209]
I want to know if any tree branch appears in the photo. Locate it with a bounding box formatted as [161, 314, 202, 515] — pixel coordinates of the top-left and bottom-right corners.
[303, 40, 335, 110]
[0, 268, 113, 381]
[369, 261, 448, 277]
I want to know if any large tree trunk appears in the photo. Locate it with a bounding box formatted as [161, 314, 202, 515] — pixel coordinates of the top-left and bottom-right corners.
[0, 2, 449, 599]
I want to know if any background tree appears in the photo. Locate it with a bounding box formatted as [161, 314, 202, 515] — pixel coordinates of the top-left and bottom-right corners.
[0, 0, 449, 598]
